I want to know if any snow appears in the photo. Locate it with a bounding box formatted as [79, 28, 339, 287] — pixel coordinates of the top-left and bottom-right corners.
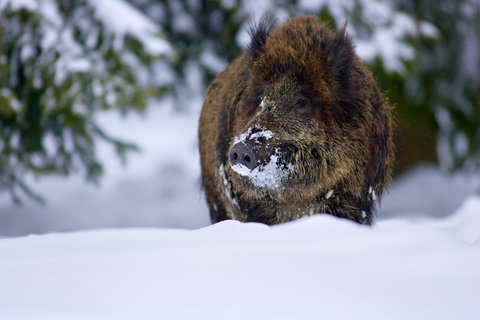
[231, 126, 292, 188]
[294, 0, 437, 73]
[438, 197, 480, 245]
[233, 125, 275, 145]
[1, 2, 479, 318]
[379, 164, 479, 220]
[200, 50, 228, 73]
[325, 189, 334, 199]
[88, 0, 171, 55]
[231, 149, 294, 189]
[250, 129, 274, 141]
[0, 91, 478, 236]
[233, 125, 274, 145]
[0, 88, 21, 112]
[0, 0, 36, 11]
[2, 103, 478, 319]
[0, 102, 211, 236]
[2, 98, 477, 320]
[233, 125, 253, 144]
[231, 163, 252, 176]
[420, 21, 440, 38]
[309, 3, 423, 72]
[0, 204, 479, 320]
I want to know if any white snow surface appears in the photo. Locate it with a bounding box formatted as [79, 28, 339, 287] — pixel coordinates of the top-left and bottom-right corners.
[0, 73, 479, 320]
[0, 94, 479, 320]
[0, 101, 211, 235]
[0, 3, 479, 316]
[0, 203, 479, 320]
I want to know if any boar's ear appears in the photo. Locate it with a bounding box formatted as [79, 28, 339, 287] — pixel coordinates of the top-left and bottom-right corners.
[329, 21, 355, 94]
[248, 13, 276, 61]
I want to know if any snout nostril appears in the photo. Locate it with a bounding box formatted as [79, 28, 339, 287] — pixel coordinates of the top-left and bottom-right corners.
[229, 143, 258, 170]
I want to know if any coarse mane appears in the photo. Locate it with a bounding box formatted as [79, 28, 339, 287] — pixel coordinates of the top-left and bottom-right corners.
[247, 14, 276, 61]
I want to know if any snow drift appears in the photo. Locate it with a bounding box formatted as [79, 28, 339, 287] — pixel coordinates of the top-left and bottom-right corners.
[0, 196, 479, 320]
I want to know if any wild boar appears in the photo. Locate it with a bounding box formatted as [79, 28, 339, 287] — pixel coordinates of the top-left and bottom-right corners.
[198, 15, 394, 225]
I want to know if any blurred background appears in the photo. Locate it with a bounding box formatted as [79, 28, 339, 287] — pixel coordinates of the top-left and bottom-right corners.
[0, 0, 479, 237]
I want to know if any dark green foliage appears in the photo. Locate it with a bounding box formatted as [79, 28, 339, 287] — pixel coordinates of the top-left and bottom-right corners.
[132, 0, 480, 174]
[384, 0, 480, 172]
[131, 0, 246, 95]
[1, 0, 479, 204]
[0, 1, 170, 202]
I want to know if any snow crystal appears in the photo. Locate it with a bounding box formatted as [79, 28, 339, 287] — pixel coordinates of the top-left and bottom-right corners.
[233, 126, 253, 145]
[326, 189, 334, 199]
[233, 125, 274, 145]
[231, 163, 252, 176]
[259, 98, 265, 108]
[249, 129, 274, 142]
[218, 164, 228, 188]
[368, 186, 377, 200]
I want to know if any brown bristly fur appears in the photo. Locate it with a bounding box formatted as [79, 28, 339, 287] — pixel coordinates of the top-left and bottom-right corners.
[198, 15, 394, 225]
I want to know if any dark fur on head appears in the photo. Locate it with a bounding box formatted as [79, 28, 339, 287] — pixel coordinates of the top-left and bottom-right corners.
[329, 21, 354, 95]
[247, 14, 276, 61]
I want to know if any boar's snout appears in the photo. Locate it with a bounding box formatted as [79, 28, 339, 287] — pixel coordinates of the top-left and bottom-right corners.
[229, 143, 258, 170]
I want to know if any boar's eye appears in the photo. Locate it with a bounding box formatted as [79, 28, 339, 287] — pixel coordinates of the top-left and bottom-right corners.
[292, 95, 311, 114]
[296, 98, 308, 107]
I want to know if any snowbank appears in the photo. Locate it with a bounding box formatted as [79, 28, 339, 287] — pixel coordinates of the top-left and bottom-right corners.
[1, 199, 479, 320]
[0, 104, 211, 236]
[0, 97, 477, 237]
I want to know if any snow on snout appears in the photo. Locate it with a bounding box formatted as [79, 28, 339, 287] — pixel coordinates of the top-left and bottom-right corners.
[233, 124, 274, 145]
[231, 126, 293, 189]
[231, 148, 294, 189]
[249, 129, 274, 143]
